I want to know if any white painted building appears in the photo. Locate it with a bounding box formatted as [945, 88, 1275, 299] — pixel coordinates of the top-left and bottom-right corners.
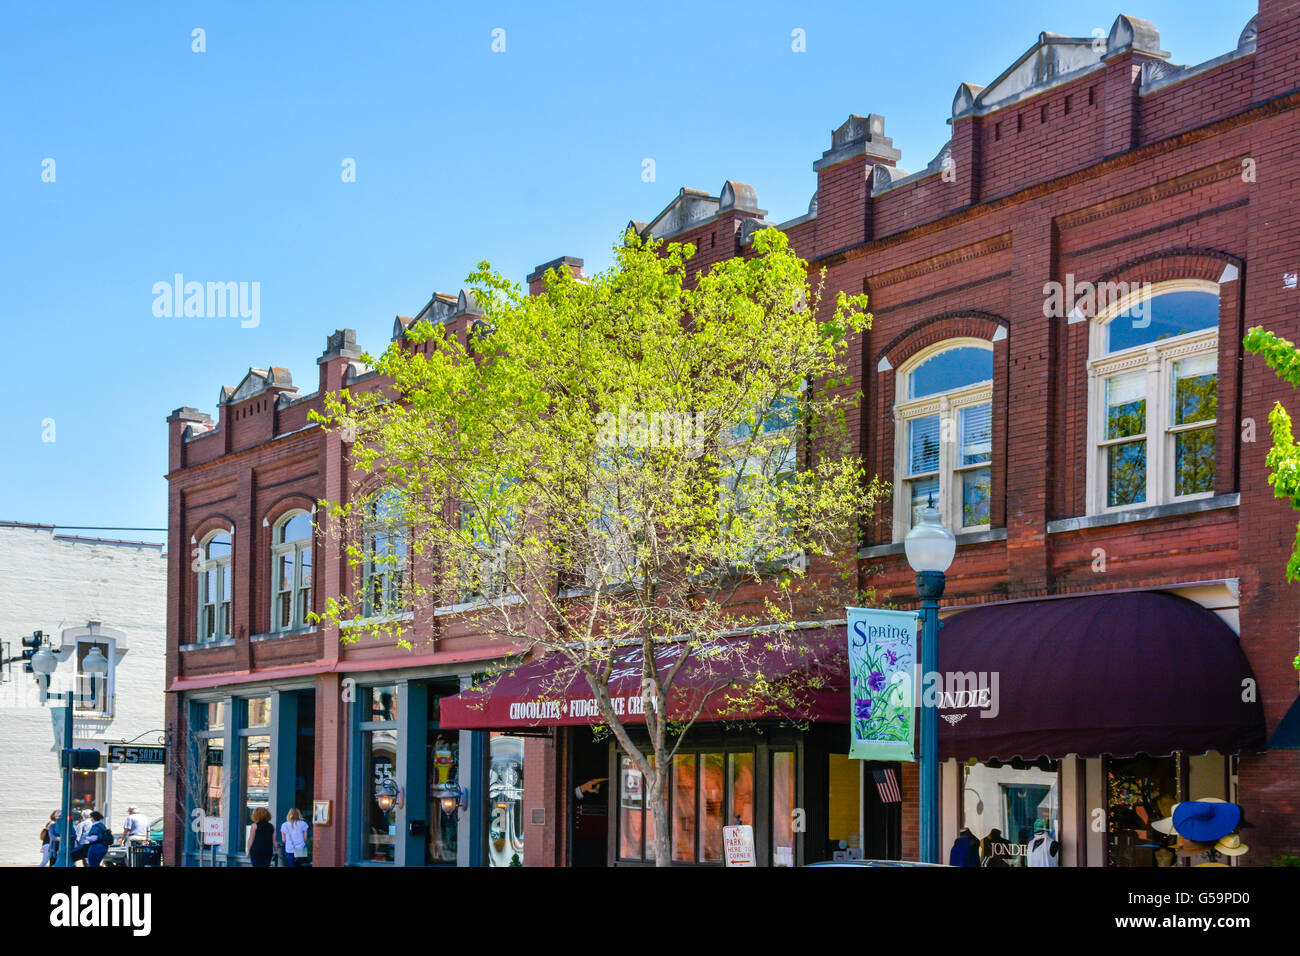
[0, 522, 166, 865]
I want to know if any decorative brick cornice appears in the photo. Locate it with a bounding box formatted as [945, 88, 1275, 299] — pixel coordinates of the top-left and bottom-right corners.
[812, 88, 1300, 267]
[1055, 157, 1247, 230]
[867, 234, 1012, 290]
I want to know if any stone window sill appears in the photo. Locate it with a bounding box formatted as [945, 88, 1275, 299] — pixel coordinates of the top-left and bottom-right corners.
[179, 638, 236, 652]
[1046, 493, 1239, 534]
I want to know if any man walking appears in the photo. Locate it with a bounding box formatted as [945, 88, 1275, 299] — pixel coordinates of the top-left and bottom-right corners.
[122, 805, 149, 866]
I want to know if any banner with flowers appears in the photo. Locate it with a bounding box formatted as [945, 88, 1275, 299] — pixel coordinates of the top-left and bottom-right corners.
[847, 606, 919, 762]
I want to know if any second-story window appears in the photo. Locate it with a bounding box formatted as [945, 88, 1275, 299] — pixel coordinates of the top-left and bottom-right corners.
[198, 531, 233, 642]
[272, 510, 313, 631]
[893, 341, 994, 538]
[719, 393, 799, 568]
[363, 490, 408, 617]
[1087, 281, 1219, 513]
[458, 503, 512, 603]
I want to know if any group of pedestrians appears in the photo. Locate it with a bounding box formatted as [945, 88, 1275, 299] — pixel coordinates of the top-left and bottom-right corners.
[245, 806, 311, 867]
[39, 806, 119, 867]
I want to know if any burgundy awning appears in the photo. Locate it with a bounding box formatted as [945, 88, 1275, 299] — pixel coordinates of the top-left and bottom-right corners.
[936, 591, 1267, 761]
[439, 629, 849, 730]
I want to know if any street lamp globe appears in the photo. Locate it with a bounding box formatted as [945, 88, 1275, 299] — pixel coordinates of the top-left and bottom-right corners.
[904, 502, 956, 574]
[81, 645, 109, 676]
[30, 645, 57, 676]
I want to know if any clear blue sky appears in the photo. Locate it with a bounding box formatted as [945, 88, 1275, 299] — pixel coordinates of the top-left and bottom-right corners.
[0, 1, 1256, 543]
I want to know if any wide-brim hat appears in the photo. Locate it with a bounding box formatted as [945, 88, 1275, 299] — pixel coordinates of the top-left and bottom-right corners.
[1152, 797, 1226, 835]
[1172, 800, 1241, 842]
[1214, 832, 1249, 856]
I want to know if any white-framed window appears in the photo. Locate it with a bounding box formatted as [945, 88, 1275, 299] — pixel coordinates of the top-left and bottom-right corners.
[719, 393, 800, 568]
[893, 340, 994, 539]
[363, 490, 409, 616]
[458, 502, 512, 603]
[197, 531, 233, 643]
[271, 510, 314, 631]
[1086, 280, 1219, 514]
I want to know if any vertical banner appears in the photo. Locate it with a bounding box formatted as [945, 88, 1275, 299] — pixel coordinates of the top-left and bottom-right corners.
[847, 607, 919, 762]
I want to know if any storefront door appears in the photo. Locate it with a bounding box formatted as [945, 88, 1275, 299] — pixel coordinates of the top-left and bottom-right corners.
[570, 729, 608, 866]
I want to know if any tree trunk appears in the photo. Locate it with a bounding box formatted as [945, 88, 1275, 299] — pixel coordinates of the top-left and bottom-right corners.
[649, 767, 672, 866]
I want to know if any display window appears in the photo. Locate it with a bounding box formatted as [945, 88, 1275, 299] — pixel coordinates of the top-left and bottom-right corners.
[961, 759, 1060, 867]
[487, 733, 525, 867]
[1106, 754, 1177, 867]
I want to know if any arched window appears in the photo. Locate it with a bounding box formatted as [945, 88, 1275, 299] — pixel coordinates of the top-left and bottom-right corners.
[197, 531, 233, 642]
[271, 510, 313, 631]
[1087, 280, 1218, 513]
[894, 341, 994, 537]
[363, 490, 408, 616]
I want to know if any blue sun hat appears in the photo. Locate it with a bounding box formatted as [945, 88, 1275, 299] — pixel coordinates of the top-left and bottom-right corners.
[1170, 800, 1241, 842]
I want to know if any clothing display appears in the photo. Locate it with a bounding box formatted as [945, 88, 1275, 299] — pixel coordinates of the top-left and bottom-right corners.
[981, 828, 1016, 867]
[1026, 826, 1059, 867]
[949, 828, 981, 867]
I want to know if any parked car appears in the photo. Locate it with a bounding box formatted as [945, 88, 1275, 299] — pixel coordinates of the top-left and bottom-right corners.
[102, 817, 164, 867]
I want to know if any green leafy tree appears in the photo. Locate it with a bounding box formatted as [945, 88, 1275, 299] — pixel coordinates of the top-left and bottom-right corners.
[313, 228, 883, 865]
[1242, 325, 1300, 670]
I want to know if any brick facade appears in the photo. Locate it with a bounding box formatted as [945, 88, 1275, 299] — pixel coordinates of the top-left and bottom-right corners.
[166, 3, 1300, 865]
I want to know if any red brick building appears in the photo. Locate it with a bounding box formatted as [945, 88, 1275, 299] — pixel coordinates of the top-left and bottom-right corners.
[165, 4, 1300, 866]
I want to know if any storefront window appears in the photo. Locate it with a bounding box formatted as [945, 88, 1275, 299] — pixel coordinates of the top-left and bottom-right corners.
[962, 760, 1059, 867]
[370, 685, 398, 722]
[243, 734, 271, 847]
[772, 751, 797, 867]
[1107, 755, 1177, 868]
[427, 732, 459, 864]
[619, 754, 647, 861]
[202, 701, 225, 731]
[487, 734, 525, 867]
[671, 754, 696, 863]
[246, 696, 271, 728]
[204, 739, 224, 817]
[698, 753, 724, 863]
[618, 747, 761, 865]
[825, 754, 861, 863]
[363, 729, 399, 862]
[70, 769, 103, 813]
[728, 752, 754, 827]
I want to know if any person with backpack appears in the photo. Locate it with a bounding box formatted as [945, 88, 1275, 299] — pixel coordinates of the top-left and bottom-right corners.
[279, 807, 310, 867]
[84, 811, 112, 867]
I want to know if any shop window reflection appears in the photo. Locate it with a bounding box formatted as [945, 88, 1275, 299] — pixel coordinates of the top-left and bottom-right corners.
[671, 754, 696, 863]
[1106, 755, 1177, 868]
[426, 733, 459, 864]
[772, 751, 797, 867]
[698, 753, 724, 862]
[243, 734, 271, 848]
[961, 759, 1059, 867]
[487, 734, 526, 867]
[364, 729, 398, 862]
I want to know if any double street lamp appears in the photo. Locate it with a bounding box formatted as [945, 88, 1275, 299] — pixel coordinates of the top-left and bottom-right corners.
[29, 640, 109, 867]
[904, 500, 956, 865]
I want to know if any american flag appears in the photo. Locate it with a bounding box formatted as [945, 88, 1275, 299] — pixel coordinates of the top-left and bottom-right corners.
[873, 768, 901, 804]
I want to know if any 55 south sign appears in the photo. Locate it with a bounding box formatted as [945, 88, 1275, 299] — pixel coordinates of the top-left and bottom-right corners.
[847, 607, 919, 762]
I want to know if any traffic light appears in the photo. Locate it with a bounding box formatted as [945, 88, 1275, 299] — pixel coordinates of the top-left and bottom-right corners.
[61, 749, 101, 770]
[20, 631, 43, 673]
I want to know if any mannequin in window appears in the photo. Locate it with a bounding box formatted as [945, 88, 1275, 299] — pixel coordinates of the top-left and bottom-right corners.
[981, 828, 1015, 867]
[1026, 819, 1059, 867]
[949, 827, 980, 867]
